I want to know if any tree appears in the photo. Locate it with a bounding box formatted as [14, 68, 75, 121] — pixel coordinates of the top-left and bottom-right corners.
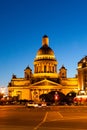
[39, 91, 66, 105]
[39, 94, 49, 102]
[65, 91, 76, 105]
[0, 93, 3, 99]
[48, 91, 66, 105]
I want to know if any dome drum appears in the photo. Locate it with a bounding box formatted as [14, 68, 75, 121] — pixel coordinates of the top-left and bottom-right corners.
[33, 73, 58, 79]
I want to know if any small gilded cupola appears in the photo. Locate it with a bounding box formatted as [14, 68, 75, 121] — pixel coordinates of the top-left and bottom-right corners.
[59, 65, 67, 78]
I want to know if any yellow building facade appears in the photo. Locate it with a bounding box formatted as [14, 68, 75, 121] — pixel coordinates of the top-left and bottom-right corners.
[8, 35, 86, 101]
[78, 56, 87, 93]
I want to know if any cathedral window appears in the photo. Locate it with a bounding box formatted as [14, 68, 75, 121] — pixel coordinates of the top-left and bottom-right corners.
[52, 66, 54, 72]
[55, 65, 57, 72]
[44, 65, 46, 72]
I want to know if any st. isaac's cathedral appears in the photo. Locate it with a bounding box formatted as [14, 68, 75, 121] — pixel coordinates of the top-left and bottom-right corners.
[8, 35, 87, 101]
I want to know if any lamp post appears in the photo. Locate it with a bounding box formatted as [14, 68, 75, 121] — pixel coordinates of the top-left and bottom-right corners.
[54, 91, 59, 105]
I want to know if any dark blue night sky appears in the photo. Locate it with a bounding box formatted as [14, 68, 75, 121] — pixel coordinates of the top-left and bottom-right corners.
[0, 0, 87, 87]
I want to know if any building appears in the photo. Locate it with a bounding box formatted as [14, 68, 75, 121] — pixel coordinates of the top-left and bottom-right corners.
[78, 56, 87, 93]
[8, 35, 86, 101]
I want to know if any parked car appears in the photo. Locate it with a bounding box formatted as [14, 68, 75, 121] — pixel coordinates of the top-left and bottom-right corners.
[41, 102, 47, 107]
[73, 90, 87, 105]
[26, 102, 38, 108]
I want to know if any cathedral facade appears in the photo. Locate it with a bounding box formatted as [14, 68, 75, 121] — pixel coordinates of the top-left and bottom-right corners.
[8, 35, 87, 101]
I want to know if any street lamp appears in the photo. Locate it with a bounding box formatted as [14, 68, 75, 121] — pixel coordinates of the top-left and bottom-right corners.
[54, 91, 59, 105]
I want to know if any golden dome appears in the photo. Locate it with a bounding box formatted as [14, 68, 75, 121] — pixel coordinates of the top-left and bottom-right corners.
[33, 35, 58, 78]
[37, 45, 54, 55]
[34, 35, 57, 62]
[37, 35, 54, 56]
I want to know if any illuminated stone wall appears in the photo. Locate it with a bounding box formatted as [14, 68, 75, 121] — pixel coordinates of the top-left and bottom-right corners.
[78, 56, 87, 91]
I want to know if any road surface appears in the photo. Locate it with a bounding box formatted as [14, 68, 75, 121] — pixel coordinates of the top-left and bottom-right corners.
[0, 105, 87, 130]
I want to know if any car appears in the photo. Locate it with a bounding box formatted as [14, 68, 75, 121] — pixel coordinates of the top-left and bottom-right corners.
[26, 102, 38, 108]
[38, 101, 47, 107]
[73, 90, 87, 105]
[41, 102, 47, 107]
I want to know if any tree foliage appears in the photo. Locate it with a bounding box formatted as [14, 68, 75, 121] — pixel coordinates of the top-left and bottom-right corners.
[65, 91, 76, 105]
[0, 93, 3, 99]
[39, 91, 66, 105]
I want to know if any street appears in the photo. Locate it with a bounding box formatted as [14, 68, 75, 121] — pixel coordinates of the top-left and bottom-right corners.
[0, 105, 87, 130]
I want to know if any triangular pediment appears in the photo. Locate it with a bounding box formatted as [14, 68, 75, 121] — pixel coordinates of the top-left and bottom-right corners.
[31, 79, 61, 87]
